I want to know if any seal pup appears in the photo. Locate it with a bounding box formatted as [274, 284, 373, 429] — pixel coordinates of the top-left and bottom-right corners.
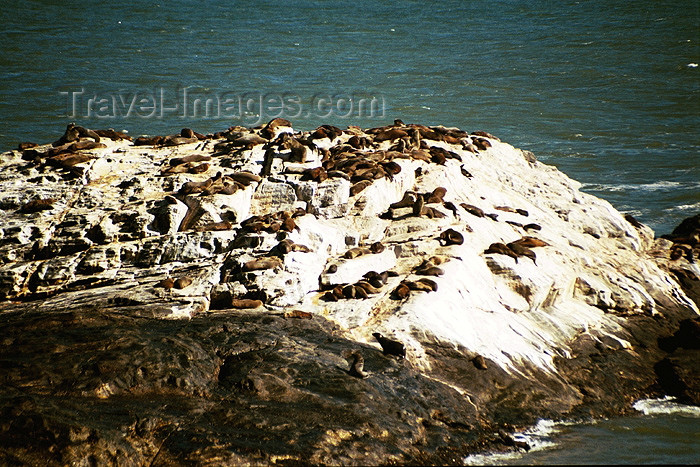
[372, 332, 406, 359]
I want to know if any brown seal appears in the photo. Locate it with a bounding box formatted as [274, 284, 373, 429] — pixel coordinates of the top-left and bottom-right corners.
[229, 171, 262, 185]
[354, 285, 369, 299]
[473, 138, 492, 151]
[260, 117, 293, 139]
[624, 214, 644, 229]
[53, 123, 101, 146]
[350, 180, 373, 196]
[19, 198, 56, 214]
[94, 129, 132, 141]
[390, 191, 417, 209]
[471, 130, 499, 141]
[509, 236, 549, 248]
[391, 282, 411, 300]
[412, 195, 425, 217]
[230, 299, 264, 309]
[372, 332, 406, 359]
[346, 350, 368, 378]
[471, 355, 488, 370]
[415, 278, 438, 292]
[169, 154, 212, 166]
[155, 277, 175, 289]
[374, 128, 408, 142]
[355, 280, 382, 295]
[439, 228, 464, 246]
[460, 203, 485, 218]
[507, 242, 537, 264]
[284, 310, 313, 319]
[406, 279, 437, 293]
[484, 242, 519, 262]
[416, 266, 444, 276]
[425, 187, 447, 204]
[174, 276, 193, 289]
[369, 242, 385, 254]
[343, 247, 371, 259]
[178, 178, 214, 195]
[242, 257, 283, 271]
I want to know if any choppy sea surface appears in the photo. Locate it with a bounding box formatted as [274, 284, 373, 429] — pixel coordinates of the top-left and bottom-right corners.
[0, 0, 698, 234]
[1, 1, 698, 463]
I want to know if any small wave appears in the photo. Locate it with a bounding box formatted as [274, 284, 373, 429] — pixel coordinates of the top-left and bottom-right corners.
[675, 202, 700, 212]
[633, 396, 700, 417]
[463, 451, 522, 465]
[582, 181, 685, 192]
[463, 419, 562, 465]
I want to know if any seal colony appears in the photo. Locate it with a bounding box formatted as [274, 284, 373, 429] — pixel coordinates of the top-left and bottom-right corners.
[0, 118, 698, 464]
[3, 117, 697, 368]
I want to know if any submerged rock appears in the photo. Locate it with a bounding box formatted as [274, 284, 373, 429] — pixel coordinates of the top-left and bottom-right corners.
[0, 121, 698, 464]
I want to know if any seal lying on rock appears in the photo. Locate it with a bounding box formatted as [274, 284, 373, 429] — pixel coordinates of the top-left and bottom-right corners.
[372, 333, 406, 359]
[243, 257, 283, 272]
[19, 198, 56, 214]
[506, 242, 537, 264]
[439, 228, 464, 246]
[53, 123, 101, 146]
[484, 242, 519, 262]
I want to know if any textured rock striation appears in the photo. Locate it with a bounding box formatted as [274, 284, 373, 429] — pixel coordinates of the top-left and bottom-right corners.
[1, 121, 698, 464]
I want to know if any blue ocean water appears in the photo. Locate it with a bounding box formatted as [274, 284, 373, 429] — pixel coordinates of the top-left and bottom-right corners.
[0, 3, 698, 460]
[465, 398, 700, 465]
[0, 0, 698, 234]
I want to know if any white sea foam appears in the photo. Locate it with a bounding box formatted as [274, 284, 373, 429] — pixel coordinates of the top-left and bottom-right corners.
[633, 396, 700, 417]
[463, 451, 521, 465]
[582, 181, 686, 193]
[463, 419, 563, 465]
[676, 202, 700, 212]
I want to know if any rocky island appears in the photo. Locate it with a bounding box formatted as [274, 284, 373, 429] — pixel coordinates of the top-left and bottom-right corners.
[0, 120, 698, 465]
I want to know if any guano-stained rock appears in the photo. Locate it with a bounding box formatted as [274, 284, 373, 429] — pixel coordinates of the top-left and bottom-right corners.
[0, 121, 698, 464]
